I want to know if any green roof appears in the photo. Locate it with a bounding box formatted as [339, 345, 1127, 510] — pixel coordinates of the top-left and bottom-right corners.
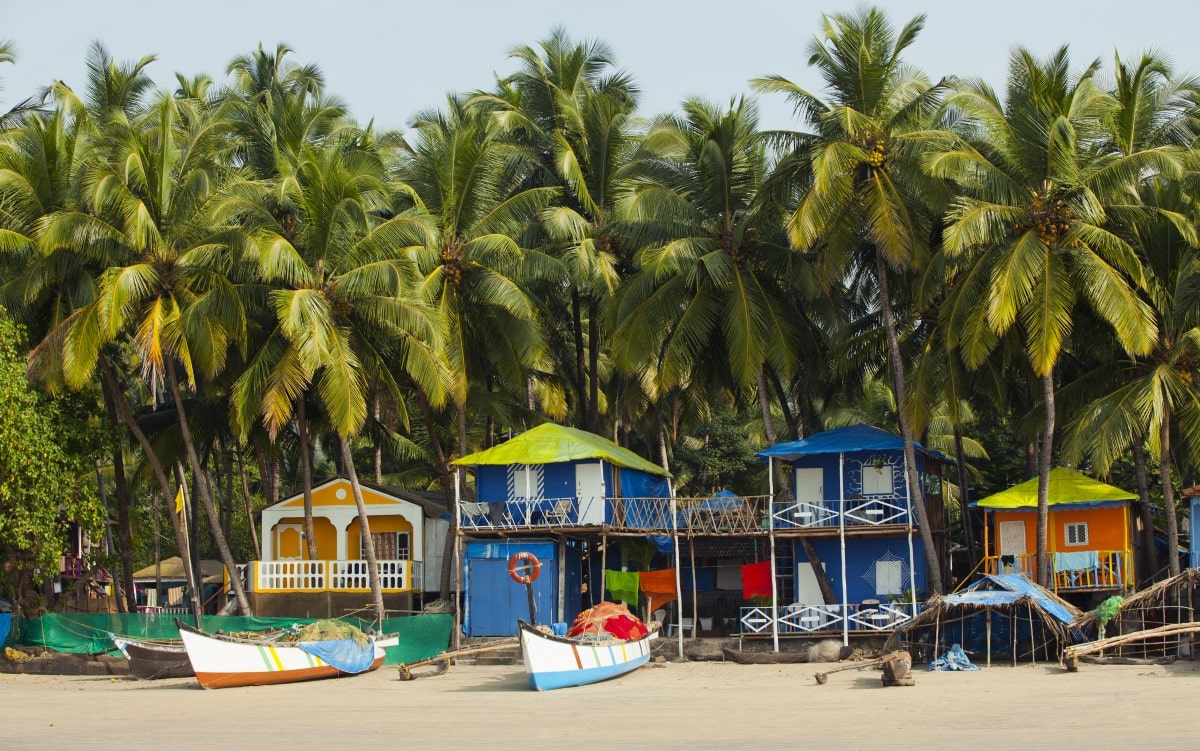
[974, 467, 1136, 509]
[452, 423, 670, 477]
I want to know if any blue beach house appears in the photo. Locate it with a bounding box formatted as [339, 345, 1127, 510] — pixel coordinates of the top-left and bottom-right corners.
[452, 423, 672, 636]
[753, 424, 950, 640]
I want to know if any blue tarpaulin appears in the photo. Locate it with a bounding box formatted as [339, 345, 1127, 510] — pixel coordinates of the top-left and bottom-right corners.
[298, 638, 377, 674]
[756, 424, 952, 463]
[944, 574, 1078, 625]
[930, 643, 979, 671]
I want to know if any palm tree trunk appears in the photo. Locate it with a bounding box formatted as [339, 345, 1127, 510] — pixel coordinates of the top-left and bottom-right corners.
[1132, 438, 1157, 581]
[1035, 372, 1055, 588]
[874, 252, 944, 595]
[1160, 409, 1180, 577]
[414, 388, 456, 601]
[373, 394, 383, 484]
[340, 435, 385, 622]
[765, 366, 800, 439]
[98, 359, 203, 621]
[296, 398, 319, 562]
[588, 302, 601, 433]
[656, 416, 670, 473]
[166, 359, 252, 615]
[571, 287, 590, 427]
[953, 425, 977, 564]
[98, 376, 137, 613]
[758, 367, 835, 604]
[235, 445, 261, 560]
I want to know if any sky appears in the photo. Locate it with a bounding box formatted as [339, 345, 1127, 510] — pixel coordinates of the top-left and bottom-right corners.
[3, 1, 1200, 134]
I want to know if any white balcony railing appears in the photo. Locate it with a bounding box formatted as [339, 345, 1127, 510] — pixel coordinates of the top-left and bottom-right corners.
[458, 495, 774, 534]
[739, 602, 921, 635]
[771, 496, 912, 530]
[253, 559, 413, 593]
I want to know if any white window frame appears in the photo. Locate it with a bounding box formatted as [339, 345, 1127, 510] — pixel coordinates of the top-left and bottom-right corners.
[874, 559, 903, 596]
[1064, 522, 1089, 547]
[862, 465, 895, 495]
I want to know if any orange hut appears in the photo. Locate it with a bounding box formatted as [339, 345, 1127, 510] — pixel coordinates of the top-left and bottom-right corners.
[975, 468, 1136, 595]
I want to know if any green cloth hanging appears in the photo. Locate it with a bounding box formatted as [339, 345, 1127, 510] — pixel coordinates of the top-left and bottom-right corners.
[605, 570, 640, 605]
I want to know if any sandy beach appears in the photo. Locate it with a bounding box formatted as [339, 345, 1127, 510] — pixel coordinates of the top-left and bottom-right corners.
[1, 658, 1195, 750]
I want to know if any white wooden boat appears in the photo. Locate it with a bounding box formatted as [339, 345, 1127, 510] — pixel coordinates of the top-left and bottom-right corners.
[176, 621, 397, 689]
[110, 635, 193, 679]
[518, 619, 657, 691]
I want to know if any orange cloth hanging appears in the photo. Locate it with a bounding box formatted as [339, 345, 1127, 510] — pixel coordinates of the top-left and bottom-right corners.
[638, 569, 678, 613]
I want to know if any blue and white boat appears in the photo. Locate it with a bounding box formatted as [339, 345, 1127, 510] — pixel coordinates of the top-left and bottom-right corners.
[518, 619, 657, 691]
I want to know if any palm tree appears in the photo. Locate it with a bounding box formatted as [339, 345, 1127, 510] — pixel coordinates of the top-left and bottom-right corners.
[613, 97, 802, 396]
[229, 139, 443, 621]
[0, 68, 157, 613]
[474, 29, 639, 431]
[48, 90, 255, 613]
[222, 44, 350, 561]
[930, 47, 1170, 585]
[754, 7, 949, 593]
[0, 40, 44, 127]
[395, 97, 556, 595]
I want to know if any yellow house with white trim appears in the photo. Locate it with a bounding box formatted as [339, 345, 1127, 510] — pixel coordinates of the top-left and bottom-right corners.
[245, 478, 430, 616]
[261, 477, 425, 564]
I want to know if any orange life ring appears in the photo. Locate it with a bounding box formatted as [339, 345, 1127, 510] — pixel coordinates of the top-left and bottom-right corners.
[508, 552, 542, 584]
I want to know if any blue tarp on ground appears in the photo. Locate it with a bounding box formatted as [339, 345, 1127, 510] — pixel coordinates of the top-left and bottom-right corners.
[756, 424, 952, 463]
[944, 574, 1077, 625]
[298, 638, 377, 674]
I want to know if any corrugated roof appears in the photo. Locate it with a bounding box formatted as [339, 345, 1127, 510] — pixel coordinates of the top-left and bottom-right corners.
[131, 557, 225, 585]
[453, 423, 670, 477]
[756, 424, 952, 463]
[973, 467, 1135, 509]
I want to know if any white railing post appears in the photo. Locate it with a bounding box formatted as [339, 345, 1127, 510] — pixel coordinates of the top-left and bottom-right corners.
[837, 451, 849, 646]
[769, 457, 779, 653]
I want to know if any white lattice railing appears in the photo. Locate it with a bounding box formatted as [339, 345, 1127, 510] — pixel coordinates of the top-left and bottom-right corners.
[458, 494, 773, 533]
[739, 603, 921, 635]
[459, 497, 581, 531]
[771, 497, 912, 529]
[253, 560, 413, 592]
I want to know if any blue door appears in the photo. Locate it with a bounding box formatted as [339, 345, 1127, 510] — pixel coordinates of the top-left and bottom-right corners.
[467, 558, 557, 636]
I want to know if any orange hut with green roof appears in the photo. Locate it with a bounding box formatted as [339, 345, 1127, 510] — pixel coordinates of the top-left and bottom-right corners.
[975, 468, 1137, 596]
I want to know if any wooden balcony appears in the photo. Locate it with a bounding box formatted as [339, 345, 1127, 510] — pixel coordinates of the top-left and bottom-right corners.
[457, 495, 774, 535]
[250, 559, 418, 593]
[983, 550, 1131, 592]
[457, 493, 921, 536]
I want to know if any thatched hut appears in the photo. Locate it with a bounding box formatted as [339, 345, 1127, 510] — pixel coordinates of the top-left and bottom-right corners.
[1073, 568, 1200, 658]
[887, 574, 1083, 666]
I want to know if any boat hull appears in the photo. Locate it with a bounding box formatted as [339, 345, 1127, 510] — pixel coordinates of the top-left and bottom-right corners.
[518, 620, 655, 691]
[177, 626, 388, 689]
[721, 647, 807, 665]
[112, 637, 194, 679]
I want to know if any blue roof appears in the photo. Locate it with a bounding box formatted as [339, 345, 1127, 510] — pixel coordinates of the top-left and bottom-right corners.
[945, 574, 1077, 624]
[756, 424, 952, 463]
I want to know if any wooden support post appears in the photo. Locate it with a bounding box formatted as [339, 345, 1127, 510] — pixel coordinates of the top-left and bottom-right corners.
[986, 608, 992, 667]
[557, 536, 566, 627]
[689, 536, 698, 640]
[600, 531, 608, 600]
[933, 613, 941, 664]
[1011, 611, 1017, 666]
[1029, 602, 1036, 665]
